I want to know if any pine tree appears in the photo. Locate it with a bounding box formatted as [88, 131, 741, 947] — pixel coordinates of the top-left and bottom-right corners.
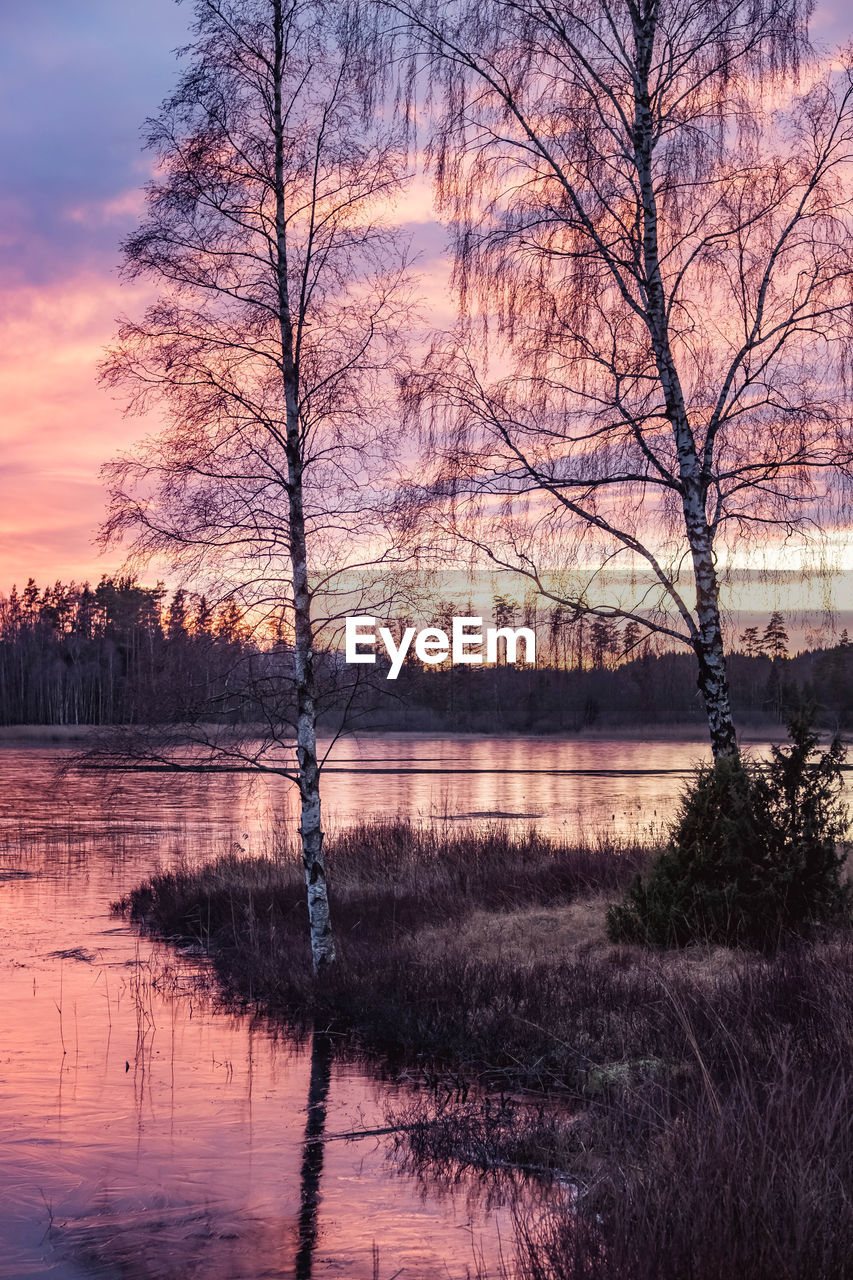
[763, 612, 790, 660]
[622, 621, 642, 659]
[739, 625, 765, 658]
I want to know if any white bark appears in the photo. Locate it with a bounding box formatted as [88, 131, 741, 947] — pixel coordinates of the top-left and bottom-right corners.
[632, 18, 738, 759]
[273, 0, 336, 970]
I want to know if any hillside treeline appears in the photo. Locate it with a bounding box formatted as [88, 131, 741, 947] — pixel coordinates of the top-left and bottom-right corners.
[0, 576, 849, 731]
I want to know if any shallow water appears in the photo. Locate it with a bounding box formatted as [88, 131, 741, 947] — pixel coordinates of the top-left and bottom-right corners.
[0, 733, 819, 1278]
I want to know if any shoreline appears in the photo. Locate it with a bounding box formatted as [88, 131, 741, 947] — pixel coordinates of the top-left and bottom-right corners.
[0, 721, 805, 748]
[121, 817, 853, 1279]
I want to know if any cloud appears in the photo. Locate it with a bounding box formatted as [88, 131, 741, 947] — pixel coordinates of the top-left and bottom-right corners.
[0, 1, 191, 585]
[0, 0, 189, 287]
[812, 1, 853, 46]
[0, 274, 160, 585]
[64, 189, 147, 228]
[2, 0, 851, 594]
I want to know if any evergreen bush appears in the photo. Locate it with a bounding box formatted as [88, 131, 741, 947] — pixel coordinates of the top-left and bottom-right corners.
[607, 713, 850, 948]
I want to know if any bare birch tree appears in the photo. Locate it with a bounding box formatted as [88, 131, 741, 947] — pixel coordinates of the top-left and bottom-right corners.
[101, 0, 415, 970]
[388, 0, 853, 758]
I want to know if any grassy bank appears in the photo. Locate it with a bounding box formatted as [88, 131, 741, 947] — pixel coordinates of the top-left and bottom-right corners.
[120, 823, 648, 1084]
[120, 821, 853, 1279]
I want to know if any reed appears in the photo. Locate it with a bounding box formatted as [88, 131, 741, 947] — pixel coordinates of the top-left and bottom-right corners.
[120, 819, 853, 1279]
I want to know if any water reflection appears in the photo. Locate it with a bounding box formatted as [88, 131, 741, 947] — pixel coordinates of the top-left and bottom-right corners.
[295, 1032, 333, 1280]
[1, 744, 540, 1280]
[0, 734, 816, 1279]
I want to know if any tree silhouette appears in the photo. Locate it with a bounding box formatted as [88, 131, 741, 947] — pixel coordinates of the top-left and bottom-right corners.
[740, 626, 765, 659]
[391, 0, 853, 759]
[763, 611, 790, 660]
[101, 0, 415, 970]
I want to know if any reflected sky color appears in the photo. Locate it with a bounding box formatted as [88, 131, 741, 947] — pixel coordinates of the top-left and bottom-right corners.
[0, 2, 849, 588]
[2, 733, 852, 1276]
[1, 742, 530, 1279]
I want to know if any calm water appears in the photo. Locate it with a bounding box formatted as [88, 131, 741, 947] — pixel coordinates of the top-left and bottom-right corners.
[0, 733, 810, 1278]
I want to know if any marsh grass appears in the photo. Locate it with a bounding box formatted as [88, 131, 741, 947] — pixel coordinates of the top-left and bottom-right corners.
[121, 819, 853, 1279]
[119, 820, 650, 1084]
[509, 967, 853, 1280]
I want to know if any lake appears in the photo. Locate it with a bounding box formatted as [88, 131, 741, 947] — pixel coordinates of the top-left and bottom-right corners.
[0, 733, 830, 1278]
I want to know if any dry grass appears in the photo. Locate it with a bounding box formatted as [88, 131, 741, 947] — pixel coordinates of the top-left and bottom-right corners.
[412, 893, 753, 989]
[411, 895, 614, 968]
[120, 818, 853, 1280]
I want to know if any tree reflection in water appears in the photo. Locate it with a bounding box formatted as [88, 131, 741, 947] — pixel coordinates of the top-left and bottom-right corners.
[295, 1029, 333, 1278]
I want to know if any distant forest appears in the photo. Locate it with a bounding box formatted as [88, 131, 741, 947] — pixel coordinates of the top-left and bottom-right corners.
[0, 576, 850, 732]
[0, 577, 254, 727]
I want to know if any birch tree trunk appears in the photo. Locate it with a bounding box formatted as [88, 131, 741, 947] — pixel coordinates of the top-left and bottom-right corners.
[287, 452, 336, 972]
[288, 479, 336, 972]
[101, 0, 411, 972]
[273, 0, 335, 969]
[633, 21, 738, 760]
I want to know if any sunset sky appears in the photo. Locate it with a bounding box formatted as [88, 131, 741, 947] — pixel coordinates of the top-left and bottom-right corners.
[0, 0, 851, 593]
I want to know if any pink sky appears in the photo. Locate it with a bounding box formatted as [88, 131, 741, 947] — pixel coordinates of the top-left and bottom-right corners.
[0, 1, 849, 592]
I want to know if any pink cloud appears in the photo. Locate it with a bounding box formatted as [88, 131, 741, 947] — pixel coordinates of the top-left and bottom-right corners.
[63, 188, 147, 228]
[0, 274, 158, 587]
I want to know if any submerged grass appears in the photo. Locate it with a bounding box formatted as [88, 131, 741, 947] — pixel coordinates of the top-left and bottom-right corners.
[120, 820, 853, 1279]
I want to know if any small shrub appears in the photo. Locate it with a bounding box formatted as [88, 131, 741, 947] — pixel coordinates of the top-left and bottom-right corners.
[608, 713, 850, 948]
